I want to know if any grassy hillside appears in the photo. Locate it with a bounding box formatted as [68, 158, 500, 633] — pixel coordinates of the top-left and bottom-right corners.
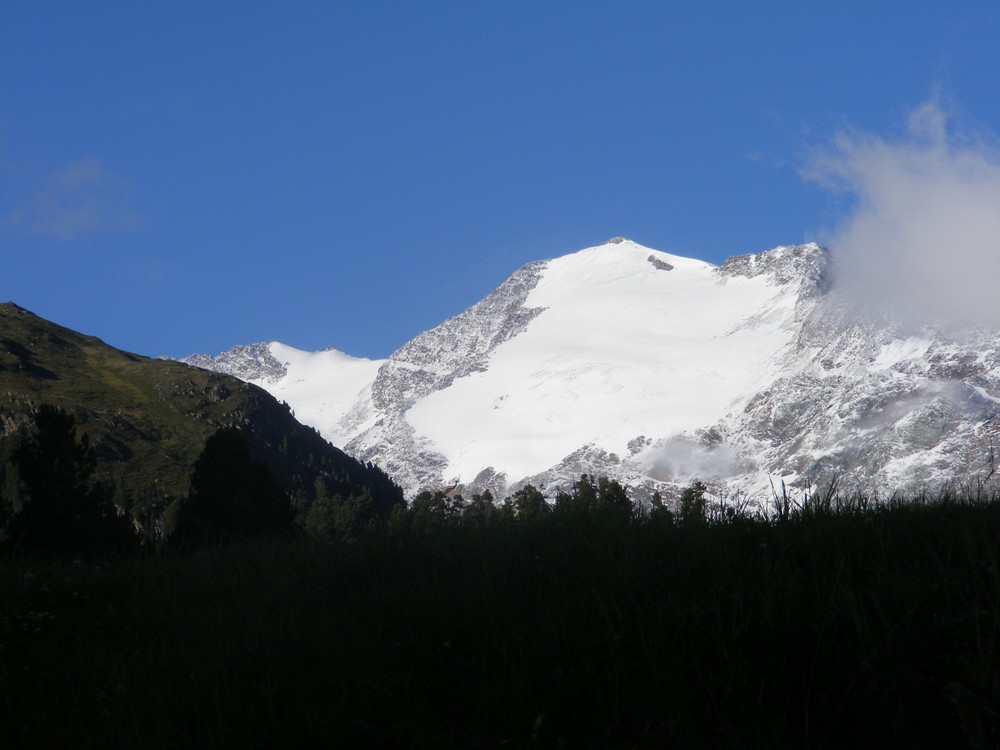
[0, 303, 401, 534]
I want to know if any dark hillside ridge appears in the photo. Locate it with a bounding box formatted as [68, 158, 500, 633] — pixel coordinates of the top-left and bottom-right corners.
[0, 303, 402, 535]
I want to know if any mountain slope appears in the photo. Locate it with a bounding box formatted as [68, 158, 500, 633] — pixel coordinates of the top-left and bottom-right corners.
[186, 239, 1000, 501]
[184, 341, 383, 448]
[733, 304, 1000, 493]
[0, 303, 402, 532]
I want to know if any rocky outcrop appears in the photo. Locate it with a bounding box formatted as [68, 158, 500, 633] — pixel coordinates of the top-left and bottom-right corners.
[182, 342, 287, 384]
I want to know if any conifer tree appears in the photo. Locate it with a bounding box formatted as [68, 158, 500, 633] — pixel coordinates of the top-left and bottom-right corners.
[596, 476, 630, 510]
[462, 489, 498, 525]
[555, 475, 630, 515]
[512, 484, 548, 521]
[3, 405, 137, 558]
[170, 427, 294, 546]
[409, 489, 454, 529]
[679, 480, 707, 523]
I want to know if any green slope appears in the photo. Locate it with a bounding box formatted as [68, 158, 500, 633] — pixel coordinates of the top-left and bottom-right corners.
[0, 303, 402, 534]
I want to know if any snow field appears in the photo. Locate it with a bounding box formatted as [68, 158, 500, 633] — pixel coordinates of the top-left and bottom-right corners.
[405, 241, 803, 481]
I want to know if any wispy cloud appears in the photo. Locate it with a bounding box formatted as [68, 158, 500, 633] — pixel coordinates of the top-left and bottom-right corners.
[646, 435, 739, 482]
[803, 99, 1000, 328]
[5, 158, 141, 241]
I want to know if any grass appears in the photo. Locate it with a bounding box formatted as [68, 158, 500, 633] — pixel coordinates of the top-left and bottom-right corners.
[2, 491, 1000, 748]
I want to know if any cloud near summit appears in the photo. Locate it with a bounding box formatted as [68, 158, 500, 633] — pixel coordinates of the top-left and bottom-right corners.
[803, 100, 1000, 328]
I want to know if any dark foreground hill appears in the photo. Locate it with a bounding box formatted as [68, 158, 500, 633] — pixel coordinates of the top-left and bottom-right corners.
[0, 303, 402, 538]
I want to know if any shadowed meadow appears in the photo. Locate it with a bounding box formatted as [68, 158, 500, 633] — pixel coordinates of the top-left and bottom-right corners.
[3, 480, 999, 749]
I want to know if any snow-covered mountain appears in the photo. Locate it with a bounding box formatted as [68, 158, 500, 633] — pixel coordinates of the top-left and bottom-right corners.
[182, 238, 1000, 502]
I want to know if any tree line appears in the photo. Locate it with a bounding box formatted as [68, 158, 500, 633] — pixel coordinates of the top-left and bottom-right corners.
[0, 405, 406, 558]
[0, 403, 715, 560]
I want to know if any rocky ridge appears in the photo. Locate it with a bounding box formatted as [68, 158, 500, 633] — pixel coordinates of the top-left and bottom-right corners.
[181, 342, 288, 384]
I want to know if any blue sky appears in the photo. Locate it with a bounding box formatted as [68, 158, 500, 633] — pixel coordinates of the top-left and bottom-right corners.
[3, 2, 999, 359]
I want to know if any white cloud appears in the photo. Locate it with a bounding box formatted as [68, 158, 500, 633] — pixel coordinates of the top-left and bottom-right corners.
[646, 435, 738, 482]
[803, 100, 1000, 329]
[5, 158, 141, 241]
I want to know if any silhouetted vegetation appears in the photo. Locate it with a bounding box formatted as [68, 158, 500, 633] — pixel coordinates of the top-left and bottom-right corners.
[0, 405, 138, 558]
[3, 479, 1000, 748]
[166, 427, 295, 547]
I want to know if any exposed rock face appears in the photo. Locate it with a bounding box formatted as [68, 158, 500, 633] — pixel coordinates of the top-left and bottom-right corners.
[184, 240, 1000, 502]
[182, 342, 287, 384]
[647, 255, 674, 271]
[332, 260, 549, 486]
[731, 315, 1000, 496]
[367, 261, 547, 412]
[719, 243, 828, 290]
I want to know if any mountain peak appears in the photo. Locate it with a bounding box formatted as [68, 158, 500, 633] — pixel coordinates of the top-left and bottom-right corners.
[183, 341, 288, 384]
[562, 238, 713, 279]
[182, 239, 1000, 501]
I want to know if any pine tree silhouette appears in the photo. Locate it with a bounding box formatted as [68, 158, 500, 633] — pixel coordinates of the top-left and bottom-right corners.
[4, 405, 136, 558]
[171, 427, 294, 546]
